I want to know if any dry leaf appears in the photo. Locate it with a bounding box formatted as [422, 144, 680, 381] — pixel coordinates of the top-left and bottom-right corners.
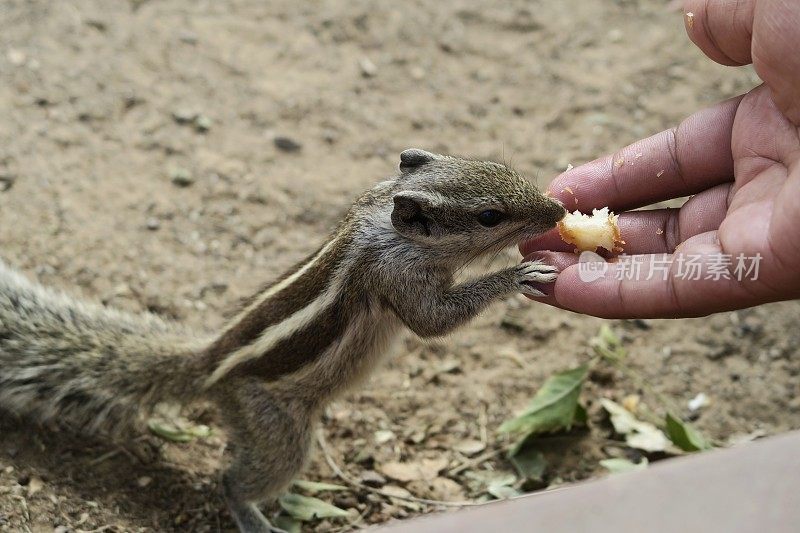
[454, 439, 486, 456]
[600, 457, 648, 474]
[381, 485, 413, 499]
[278, 493, 350, 521]
[379, 457, 449, 482]
[428, 477, 466, 501]
[407, 477, 466, 502]
[621, 394, 640, 413]
[601, 399, 670, 452]
[381, 485, 421, 511]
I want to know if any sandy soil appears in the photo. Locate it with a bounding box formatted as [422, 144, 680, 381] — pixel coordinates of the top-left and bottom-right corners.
[1, 0, 799, 531]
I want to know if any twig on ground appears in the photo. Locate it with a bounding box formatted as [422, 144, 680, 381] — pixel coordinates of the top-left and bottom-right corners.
[447, 448, 503, 476]
[88, 449, 122, 466]
[316, 430, 485, 508]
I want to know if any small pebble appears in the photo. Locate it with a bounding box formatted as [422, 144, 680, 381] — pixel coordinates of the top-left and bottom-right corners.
[170, 168, 194, 187]
[359, 57, 377, 77]
[172, 109, 196, 124]
[0, 173, 15, 192]
[274, 136, 302, 152]
[688, 393, 709, 412]
[85, 18, 107, 31]
[179, 31, 198, 44]
[146, 217, 161, 231]
[194, 115, 212, 133]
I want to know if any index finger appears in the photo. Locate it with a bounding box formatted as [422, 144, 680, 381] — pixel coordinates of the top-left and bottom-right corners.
[549, 95, 743, 212]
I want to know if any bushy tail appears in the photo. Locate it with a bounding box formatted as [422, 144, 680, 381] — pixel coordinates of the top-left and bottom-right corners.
[0, 261, 211, 437]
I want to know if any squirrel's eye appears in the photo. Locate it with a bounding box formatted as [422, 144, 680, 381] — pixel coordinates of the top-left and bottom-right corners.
[477, 209, 505, 227]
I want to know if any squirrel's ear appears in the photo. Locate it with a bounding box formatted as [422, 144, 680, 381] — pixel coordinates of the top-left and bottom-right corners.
[391, 191, 438, 238]
[399, 148, 438, 173]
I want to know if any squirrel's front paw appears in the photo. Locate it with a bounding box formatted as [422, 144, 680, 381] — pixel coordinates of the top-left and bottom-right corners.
[514, 260, 558, 297]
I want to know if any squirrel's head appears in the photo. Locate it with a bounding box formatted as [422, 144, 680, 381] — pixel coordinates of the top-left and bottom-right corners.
[389, 149, 565, 259]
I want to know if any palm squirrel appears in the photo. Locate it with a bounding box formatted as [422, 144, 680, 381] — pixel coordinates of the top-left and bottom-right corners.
[0, 149, 565, 532]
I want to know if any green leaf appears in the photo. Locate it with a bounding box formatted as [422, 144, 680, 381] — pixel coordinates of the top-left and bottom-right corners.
[273, 515, 303, 533]
[486, 473, 520, 500]
[292, 480, 348, 493]
[573, 403, 588, 426]
[186, 424, 211, 438]
[600, 399, 670, 452]
[591, 325, 626, 362]
[509, 446, 546, 481]
[278, 493, 350, 522]
[147, 420, 211, 443]
[600, 457, 648, 474]
[488, 484, 521, 499]
[665, 413, 712, 452]
[498, 365, 588, 436]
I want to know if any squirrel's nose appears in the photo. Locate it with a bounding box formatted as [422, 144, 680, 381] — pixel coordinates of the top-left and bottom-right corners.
[545, 197, 567, 226]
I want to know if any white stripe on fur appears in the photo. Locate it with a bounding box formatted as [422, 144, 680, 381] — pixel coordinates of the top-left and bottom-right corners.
[220, 238, 338, 335]
[204, 265, 345, 387]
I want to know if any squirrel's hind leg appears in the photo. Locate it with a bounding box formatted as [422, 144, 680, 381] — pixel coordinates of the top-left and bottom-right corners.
[222, 477, 287, 533]
[218, 380, 313, 533]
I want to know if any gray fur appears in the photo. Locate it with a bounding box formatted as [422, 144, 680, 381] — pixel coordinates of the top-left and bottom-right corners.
[0, 150, 564, 533]
[0, 261, 210, 437]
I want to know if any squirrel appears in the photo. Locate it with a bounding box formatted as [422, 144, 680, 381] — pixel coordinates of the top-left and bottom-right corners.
[0, 149, 565, 532]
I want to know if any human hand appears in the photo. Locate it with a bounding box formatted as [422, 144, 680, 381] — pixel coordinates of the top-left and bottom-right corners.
[519, 0, 800, 319]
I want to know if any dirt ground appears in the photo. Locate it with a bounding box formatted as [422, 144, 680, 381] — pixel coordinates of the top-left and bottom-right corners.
[1, 0, 799, 531]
